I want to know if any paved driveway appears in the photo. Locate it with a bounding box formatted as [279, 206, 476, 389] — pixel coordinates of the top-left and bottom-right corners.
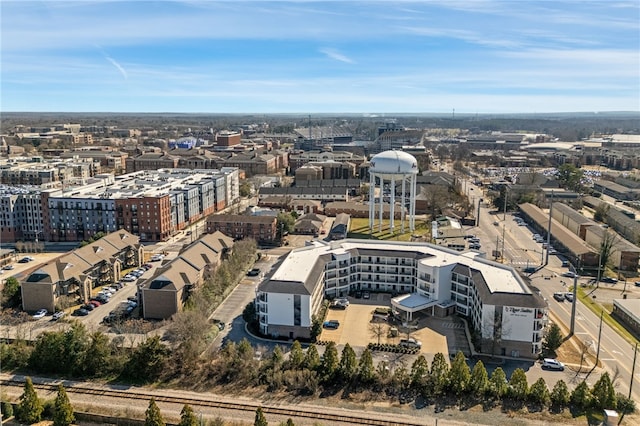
[320, 294, 451, 361]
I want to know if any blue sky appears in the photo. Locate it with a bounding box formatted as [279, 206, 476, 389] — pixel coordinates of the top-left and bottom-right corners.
[2, 0, 639, 113]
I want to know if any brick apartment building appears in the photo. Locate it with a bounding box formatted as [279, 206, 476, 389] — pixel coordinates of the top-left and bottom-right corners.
[206, 214, 277, 244]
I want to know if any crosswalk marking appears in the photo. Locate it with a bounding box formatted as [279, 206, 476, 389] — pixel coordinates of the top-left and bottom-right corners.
[440, 322, 465, 329]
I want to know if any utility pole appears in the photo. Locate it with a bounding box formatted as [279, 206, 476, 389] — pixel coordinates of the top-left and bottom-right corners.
[596, 250, 603, 288]
[545, 191, 553, 265]
[503, 186, 508, 220]
[630, 342, 638, 399]
[501, 224, 506, 264]
[595, 311, 603, 367]
[569, 261, 579, 336]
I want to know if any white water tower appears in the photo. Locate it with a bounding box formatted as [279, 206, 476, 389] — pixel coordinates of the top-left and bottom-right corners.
[368, 150, 418, 233]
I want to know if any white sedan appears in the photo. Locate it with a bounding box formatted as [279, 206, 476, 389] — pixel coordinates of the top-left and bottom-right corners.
[32, 309, 48, 319]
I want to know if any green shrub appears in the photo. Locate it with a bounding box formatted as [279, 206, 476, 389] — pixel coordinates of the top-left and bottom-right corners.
[1, 401, 14, 418]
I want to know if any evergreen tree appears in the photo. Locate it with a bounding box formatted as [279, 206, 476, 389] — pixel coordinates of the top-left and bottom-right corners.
[615, 393, 636, 416]
[127, 336, 170, 383]
[303, 344, 321, 371]
[16, 377, 43, 424]
[508, 368, 528, 401]
[488, 367, 508, 399]
[541, 323, 563, 357]
[447, 351, 471, 397]
[179, 404, 199, 426]
[53, 384, 75, 426]
[288, 341, 304, 370]
[357, 348, 375, 384]
[591, 372, 616, 410]
[338, 343, 358, 382]
[570, 381, 591, 412]
[320, 341, 339, 380]
[550, 380, 570, 411]
[271, 345, 284, 367]
[409, 355, 430, 391]
[469, 360, 489, 397]
[254, 407, 268, 426]
[83, 331, 112, 377]
[63, 321, 90, 375]
[429, 352, 449, 396]
[528, 377, 550, 407]
[144, 398, 165, 426]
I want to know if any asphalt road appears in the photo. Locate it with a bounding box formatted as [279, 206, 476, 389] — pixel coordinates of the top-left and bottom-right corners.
[463, 180, 639, 402]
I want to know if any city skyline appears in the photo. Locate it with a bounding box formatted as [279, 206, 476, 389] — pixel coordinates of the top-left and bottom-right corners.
[2, 0, 639, 114]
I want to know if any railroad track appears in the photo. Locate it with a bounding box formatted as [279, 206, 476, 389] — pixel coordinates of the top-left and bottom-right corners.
[1, 379, 427, 426]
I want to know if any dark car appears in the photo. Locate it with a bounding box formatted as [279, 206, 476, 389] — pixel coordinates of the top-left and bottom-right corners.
[323, 320, 340, 329]
[247, 268, 260, 277]
[73, 308, 89, 316]
[601, 277, 618, 284]
[82, 303, 95, 311]
[362, 291, 370, 299]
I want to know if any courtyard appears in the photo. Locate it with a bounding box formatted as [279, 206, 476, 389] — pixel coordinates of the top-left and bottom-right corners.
[319, 292, 471, 362]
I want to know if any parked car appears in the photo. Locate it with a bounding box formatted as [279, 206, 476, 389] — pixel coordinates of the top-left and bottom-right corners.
[363, 291, 371, 299]
[542, 358, 565, 371]
[330, 300, 347, 309]
[247, 268, 261, 277]
[150, 254, 165, 262]
[123, 275, 136, 282]
[322, 320, 340, 329]
[601, 277, 618, 284]
[399, 338, 422, 348]
[635, 281, 640, 287]
[82, 303, 95, 311]
[2, 264, 14, 270]
[32, 308, 48, 319]
[469, 244, 482, 250]
[553, 292, 565, 302]
[89, 301, 101, 307]
[52, 311, 65, 321]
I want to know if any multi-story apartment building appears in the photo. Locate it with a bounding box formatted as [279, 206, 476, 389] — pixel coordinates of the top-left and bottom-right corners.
[21, 230, 143, 313]
[0, 158, 100, 185]
[289, 150, 365, 172]
[40, 168, 239, 243]
[256, 239, 547, 358]
[206, 214, 277, 245]
[0, 185, 45, 242]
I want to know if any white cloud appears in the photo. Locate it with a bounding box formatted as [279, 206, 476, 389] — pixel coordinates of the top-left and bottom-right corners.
[319, 48, 355, 64]
[105, 56, 128, 80]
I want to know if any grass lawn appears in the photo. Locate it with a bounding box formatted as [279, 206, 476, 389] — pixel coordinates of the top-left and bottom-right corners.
[348, 218, 432, 241]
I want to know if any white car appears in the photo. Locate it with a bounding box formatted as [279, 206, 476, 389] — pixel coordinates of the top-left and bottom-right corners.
[123, 274, 137, 282]
[399, 338, 422, 348]
[542, 358, 565, 371]
[32, 309, 48, 319]
[150, 254, 165, 262]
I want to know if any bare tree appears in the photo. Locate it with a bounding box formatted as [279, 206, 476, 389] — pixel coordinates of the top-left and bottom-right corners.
[596, 231, 620, 288]
[369, 322, 388, 345]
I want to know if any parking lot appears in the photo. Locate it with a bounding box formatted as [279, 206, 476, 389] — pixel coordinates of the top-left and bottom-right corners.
[320, 293, 465, 362]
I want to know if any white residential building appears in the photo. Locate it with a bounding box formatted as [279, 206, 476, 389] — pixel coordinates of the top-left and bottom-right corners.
[256, 239, 548, 358]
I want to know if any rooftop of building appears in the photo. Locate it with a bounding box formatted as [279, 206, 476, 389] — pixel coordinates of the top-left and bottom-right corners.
[266, 239, 535, 297]
[44, 168, 237, 200]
